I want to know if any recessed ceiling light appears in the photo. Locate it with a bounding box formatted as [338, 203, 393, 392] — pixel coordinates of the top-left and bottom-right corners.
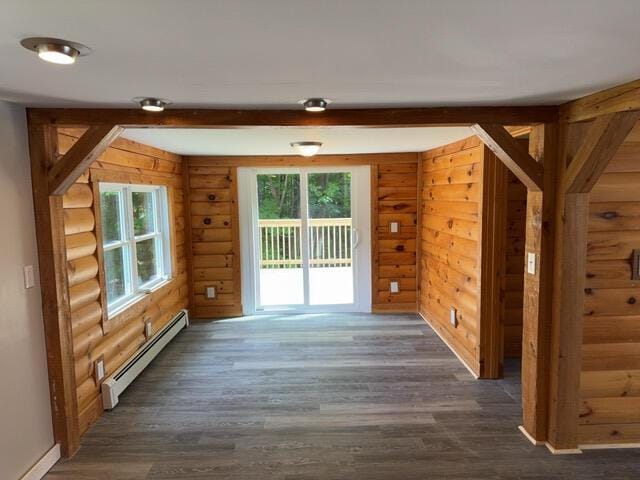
[298, 98, 331, 113]
[290, 141, 323, 157]
[134, 97, 171, 112]
[20, 37, 91, 65]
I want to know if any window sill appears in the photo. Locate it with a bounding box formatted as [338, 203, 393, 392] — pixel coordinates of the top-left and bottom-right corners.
[106, 277, 172, 320]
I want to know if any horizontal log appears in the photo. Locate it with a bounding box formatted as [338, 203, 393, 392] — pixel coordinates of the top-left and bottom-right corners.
[71, 301, 102, 335]
[64, 208, 95, 235]
[65, 232, 96, 260]
[73, 324, 103, 359]
[69, 278, 100, 312]
[63, 183, 93, 209]
[67, 255, 98, 287]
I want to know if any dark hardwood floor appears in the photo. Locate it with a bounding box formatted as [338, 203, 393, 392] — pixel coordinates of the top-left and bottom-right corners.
[46, 313, 639, 479]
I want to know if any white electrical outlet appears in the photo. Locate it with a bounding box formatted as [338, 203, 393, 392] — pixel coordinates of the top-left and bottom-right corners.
[23, 265, 35, 289]
[389, 222, 399, 233]
[206, 286, 217, 299]
[450, 307, 458, 328]
[144, 321, 153, 339]
[94, 357, 105, 383]
[527, 252, 536, 275]
[390, 281, 399, 293]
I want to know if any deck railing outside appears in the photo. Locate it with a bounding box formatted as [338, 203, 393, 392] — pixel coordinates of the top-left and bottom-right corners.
[259, 218, 352, 268]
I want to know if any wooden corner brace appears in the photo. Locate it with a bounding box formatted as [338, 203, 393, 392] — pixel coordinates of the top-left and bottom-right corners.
[564, 111, 640, 193]
[471, 123, 544, 191]
[48, 124, 123, 195]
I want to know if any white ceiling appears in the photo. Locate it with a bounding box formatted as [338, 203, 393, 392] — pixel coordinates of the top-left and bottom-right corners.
[1, 0, 639, 109]
[121, 127, 473, 156]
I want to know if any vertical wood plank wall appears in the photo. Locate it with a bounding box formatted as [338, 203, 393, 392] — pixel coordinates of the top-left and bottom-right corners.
[186, 159, 242, 318]
[372, 161, 420, 312]
[503, 171, 527, 358]
[57, 129, 189, 434]
[579, 122, 640, 445]
[419, 137, 485, 375]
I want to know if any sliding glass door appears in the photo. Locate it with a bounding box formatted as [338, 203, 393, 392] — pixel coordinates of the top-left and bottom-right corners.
[239, 166, 371, 313]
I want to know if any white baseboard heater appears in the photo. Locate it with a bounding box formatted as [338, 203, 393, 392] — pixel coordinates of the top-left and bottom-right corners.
[101, 309, 189, 410]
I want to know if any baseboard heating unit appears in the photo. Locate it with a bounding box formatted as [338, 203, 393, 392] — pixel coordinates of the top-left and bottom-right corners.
[101, 309, 189, 409]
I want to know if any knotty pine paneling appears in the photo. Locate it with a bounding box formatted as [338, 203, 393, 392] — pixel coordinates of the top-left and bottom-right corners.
[419, 137, 484, 374]
[186, 159, 242, 318]
[579, 121, 640, 445]
[503, 172, 526, 358]
[372, 161, 419, 312]
[58, 129, 188, 436]
[187, 154, 419, 317]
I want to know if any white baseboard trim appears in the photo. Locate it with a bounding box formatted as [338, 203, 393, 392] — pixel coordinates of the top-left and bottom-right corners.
[518, 425, 545, 446]
[580, 442, 640, 450]
[545, 442, 582, 455]
[20, 444, 60, 480]
[418, 312, 479, 379]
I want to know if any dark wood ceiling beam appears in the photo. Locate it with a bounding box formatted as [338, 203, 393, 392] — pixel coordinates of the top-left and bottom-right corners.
[564, 111, 640, 193]
[560, 78, 640, 123]
[27, 106, 558, 128]
[48, 124, 123, 195]
[471, 123, 544, 191]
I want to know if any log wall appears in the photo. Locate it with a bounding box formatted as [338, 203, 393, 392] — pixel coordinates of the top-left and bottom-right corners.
[579, 122, 640, 445]
[58, 129, 188, 435]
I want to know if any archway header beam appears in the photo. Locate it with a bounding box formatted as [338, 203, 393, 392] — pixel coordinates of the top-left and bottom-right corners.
[27, 105, 558, 129]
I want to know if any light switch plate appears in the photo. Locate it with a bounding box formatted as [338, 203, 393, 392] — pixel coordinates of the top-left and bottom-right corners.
[390, 281, 399, 293]
[23, 265, 35, 289]
[527, 252, 536, 275]
[390, 222, 399, 233]
[144, 321, 153, 339]
[450, 307, 458, 328]
[94, 356, 105, 383]
[206, 286, 217, 299]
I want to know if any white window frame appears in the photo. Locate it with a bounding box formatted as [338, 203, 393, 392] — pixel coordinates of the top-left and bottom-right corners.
[99, 183, 172, 317]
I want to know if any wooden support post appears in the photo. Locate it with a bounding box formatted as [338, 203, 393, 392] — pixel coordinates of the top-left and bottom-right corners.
[478, 147, 508, 379]
[48, 124, 122, 196]
[28, 124, 80, 457]
[520, 123, 558, 443]
[546, 189, 589, 452]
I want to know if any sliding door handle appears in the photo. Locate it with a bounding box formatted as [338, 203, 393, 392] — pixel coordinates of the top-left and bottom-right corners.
[352, 227, 360, 249]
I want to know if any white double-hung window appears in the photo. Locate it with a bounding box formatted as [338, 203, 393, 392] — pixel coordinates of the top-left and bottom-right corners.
[99, 183, 172, 315]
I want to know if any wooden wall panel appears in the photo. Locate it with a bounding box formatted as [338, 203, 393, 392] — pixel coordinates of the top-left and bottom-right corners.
[419, 137, 484, 375]
[579, 122, 640, 445]
[372, 161, 420, 312]
[503, 172, 527, 357]
[58, 129, 188, 436]
[186, 159, 242, 318]
[187, 153, 419, 317]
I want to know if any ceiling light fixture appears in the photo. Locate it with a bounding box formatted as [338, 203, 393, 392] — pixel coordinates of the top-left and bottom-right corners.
[20, 37, 91, 65]
[299, 98, 331, 112]
[290, 141, 323, 157]
[134, 97, 171, 112]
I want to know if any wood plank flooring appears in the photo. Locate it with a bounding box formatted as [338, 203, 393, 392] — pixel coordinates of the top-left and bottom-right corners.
[46, 313, 640, 479]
